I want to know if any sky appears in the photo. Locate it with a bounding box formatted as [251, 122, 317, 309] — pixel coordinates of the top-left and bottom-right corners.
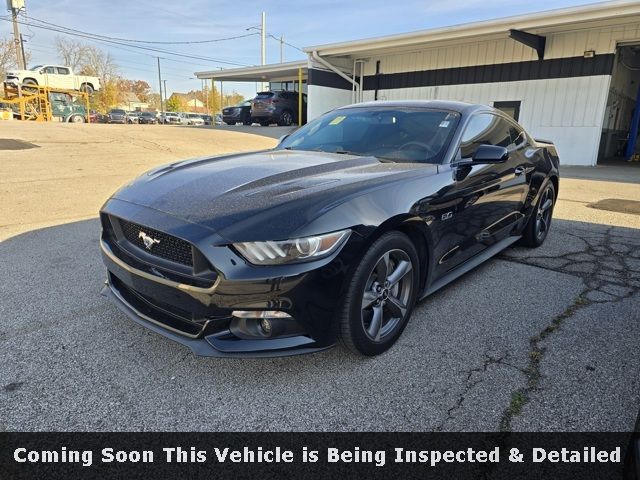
[2, 0, 604, 99]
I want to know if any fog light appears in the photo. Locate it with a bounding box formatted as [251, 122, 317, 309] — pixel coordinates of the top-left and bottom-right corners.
[232, 310, 292, 319]
[260, 319, 272, 336]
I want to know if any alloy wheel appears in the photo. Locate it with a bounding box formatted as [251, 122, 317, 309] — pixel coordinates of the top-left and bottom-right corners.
[361, 249, 414, 342]
[535, 186, 554, 240]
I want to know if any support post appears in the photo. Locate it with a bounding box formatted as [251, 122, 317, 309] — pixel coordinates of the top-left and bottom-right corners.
[624, 81, 640, 161]
[298, 67, 302, 127]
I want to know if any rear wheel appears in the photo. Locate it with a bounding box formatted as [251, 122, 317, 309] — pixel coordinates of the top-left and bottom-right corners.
[278, 110, 293, 126]
[520, 181, 555, 247]
[80, 83, 94, 95]
[338, 231, 418, 356]
[69, 114, 86, 123]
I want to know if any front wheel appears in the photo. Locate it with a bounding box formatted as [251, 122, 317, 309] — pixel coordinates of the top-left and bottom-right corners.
[520, 181, 555, 247]
[69, 114, 86, 123]
[338, 231, 419, 356]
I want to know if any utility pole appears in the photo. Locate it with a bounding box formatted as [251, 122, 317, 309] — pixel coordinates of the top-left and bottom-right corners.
[9, 1, 26, 69]
[261, 12, 266, 67]
[19, 33, 26, 68]
[157, 57, 164, 113]
[163, 79, 167, 109]
[280, 35, 284, 63]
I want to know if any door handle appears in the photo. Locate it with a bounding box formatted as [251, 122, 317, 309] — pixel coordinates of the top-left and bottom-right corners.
[514, 166, 526, 176]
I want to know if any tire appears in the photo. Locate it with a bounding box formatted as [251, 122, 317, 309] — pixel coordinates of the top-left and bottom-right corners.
[519, 181, 555, 248]
[68, 114, 86, 123]
[80, 83, 94, 96]
[278, 110, 293, 126]
[22, 79, 38, 93]
[338, 231, 419, 356]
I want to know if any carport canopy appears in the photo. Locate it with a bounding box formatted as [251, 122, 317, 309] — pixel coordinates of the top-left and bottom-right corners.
[194, 60, 307, 83]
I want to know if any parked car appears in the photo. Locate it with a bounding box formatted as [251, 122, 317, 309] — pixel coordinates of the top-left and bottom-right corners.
[107, 109, 127, 124]
[201, 115, 213, 125]
[138, 111, 158, 124]
[186, 113, 204, 126]
[250, 91, 306, 126]
[89, 110, 108, 123]
[5, 65, 101, 94]
[99, 100, 559, 357]
[222, 99, 252, 125]
[126, 112, 140, 124]
[215, 113, 223, 125]
[163, 112, 181, 125]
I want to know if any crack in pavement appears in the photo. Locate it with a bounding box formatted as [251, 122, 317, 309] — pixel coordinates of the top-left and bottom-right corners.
[496, 225, 640, 431]
[435, 351, 527, 431]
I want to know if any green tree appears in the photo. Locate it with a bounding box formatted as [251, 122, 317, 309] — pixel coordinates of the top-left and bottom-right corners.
[165, 95, 183, 112]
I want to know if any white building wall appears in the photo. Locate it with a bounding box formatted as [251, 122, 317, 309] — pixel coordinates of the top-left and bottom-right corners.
[307, 84, 353, 119]
[360, 21, 640, 75]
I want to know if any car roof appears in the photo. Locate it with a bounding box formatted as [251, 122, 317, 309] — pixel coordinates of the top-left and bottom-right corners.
[335, 100, 493, 116]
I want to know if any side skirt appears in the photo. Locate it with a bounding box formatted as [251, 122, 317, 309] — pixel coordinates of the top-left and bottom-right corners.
[420, 235, 522, 300]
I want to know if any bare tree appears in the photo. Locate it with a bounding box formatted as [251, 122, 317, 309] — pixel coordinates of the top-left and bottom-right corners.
[80, 46, 118, 81]
[55, 36, 89, 71]
[0, 36, 31, 78]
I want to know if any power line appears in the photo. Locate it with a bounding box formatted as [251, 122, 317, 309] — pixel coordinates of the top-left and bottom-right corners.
[0, 16, 252, 67]
[26, 16, 261, 45]
[266, 33, 303, 52]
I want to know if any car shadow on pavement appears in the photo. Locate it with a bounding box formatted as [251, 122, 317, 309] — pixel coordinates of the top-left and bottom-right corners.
[0, 218, 638, 432]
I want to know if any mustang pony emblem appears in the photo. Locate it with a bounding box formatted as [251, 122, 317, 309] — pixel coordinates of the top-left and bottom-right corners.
[138, 231, 160, 250]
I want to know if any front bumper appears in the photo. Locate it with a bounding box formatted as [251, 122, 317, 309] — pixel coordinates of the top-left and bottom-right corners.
[99, 200, 357, 357]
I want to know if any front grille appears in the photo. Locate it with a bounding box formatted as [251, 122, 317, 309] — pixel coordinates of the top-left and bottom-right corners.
[117, 218, 194, 266]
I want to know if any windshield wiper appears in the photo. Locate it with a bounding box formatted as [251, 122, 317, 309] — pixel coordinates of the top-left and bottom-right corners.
[334, 150, 365, 156]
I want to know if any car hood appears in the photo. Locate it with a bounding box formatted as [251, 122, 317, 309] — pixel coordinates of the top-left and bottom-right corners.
[112, 149, 439, 240]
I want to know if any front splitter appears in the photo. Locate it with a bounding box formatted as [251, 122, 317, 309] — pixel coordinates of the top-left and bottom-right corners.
[101, 283, 334, 358]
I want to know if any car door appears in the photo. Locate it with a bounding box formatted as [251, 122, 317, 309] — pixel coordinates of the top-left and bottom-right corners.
[41, 66, 56, 88]
[433, 112, 531, 274]
[56, 67, 75, 90]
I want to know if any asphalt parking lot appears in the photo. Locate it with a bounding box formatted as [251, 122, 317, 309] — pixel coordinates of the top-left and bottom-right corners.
[0, 123, 639, 432]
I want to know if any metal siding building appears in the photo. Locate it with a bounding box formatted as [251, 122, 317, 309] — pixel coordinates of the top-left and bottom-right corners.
[198, 1, 640, 166]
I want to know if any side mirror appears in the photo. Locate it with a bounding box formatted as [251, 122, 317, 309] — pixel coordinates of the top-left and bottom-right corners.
[472, 145, 509, 164]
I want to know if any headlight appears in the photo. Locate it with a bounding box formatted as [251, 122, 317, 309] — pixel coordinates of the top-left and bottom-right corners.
[234, 229, 351, 265]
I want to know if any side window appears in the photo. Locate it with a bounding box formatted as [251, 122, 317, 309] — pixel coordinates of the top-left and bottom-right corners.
[56, 67, 70, 75]
[43, 66, 56, 74]
[508, 125, 527, 150]
[459, 113, 511, 159]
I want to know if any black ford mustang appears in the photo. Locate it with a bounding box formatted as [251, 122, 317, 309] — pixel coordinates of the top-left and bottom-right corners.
[100, 100, 559, 357]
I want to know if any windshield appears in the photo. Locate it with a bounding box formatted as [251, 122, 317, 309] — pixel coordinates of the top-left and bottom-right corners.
[110, 109, 125, 114]
[30, 65, 44, 71]
[278, 107, 460, 164]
